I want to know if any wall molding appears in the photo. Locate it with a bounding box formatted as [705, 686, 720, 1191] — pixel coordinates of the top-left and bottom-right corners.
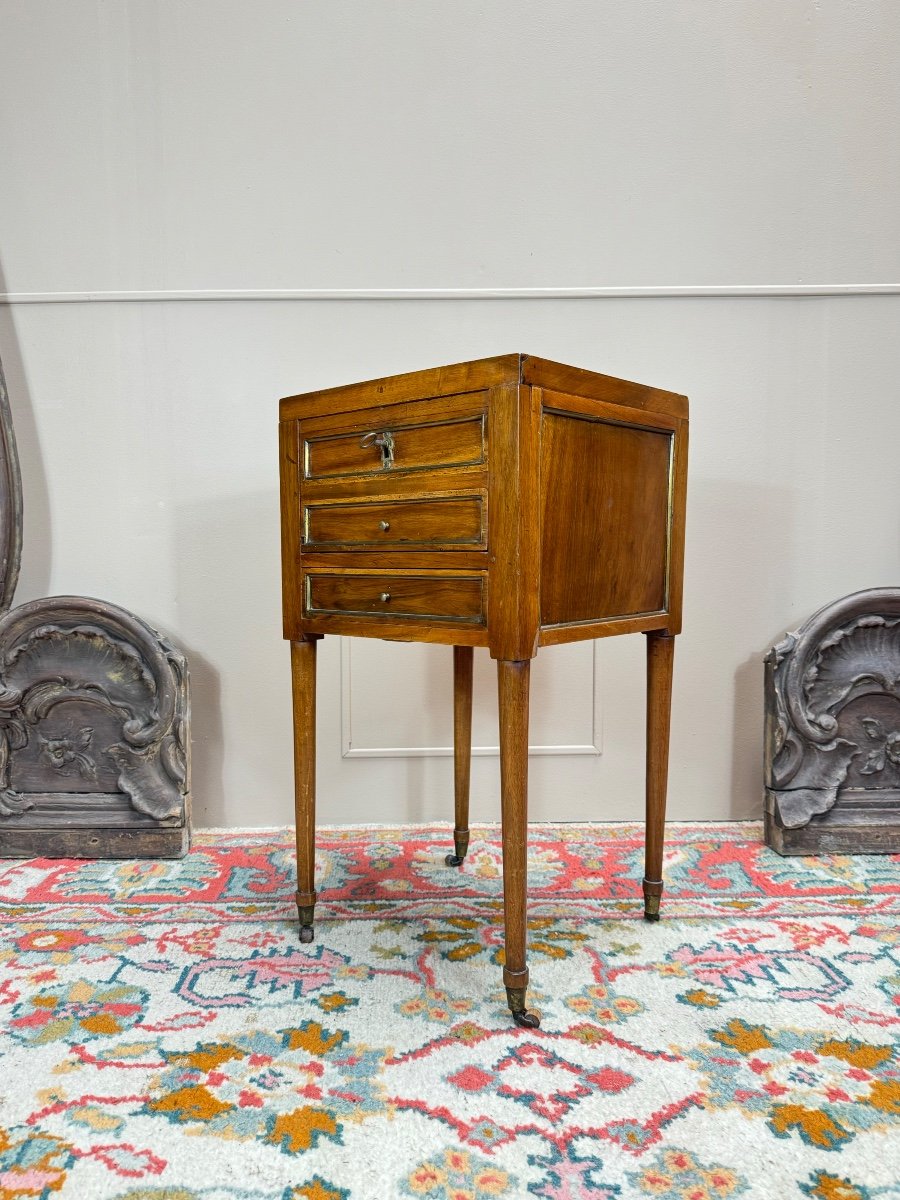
[340, 639, 602, 759]
[2, 284, 900, 304]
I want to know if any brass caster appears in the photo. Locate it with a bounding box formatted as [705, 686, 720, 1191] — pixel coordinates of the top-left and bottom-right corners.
[445, 829, 470, 867]
[642, 880, 662, 923]
[513, 1008, 541, 1029]
[506, 986, 540, 1029]
[298, 904, 315, 944]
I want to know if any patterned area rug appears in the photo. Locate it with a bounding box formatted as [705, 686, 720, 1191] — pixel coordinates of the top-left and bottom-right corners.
[1, 822, 898, 1200]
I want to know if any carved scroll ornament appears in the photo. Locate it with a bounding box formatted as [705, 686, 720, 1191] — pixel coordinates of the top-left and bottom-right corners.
[0, 599, 188, 822]
[765, 588, 900, 831]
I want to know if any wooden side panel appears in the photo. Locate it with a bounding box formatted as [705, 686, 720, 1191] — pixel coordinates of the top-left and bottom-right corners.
[666, 417, 689, 635]
[279, 418, 303, 640]
[486, 382, 541, 660]
[539, 408, 672, 627]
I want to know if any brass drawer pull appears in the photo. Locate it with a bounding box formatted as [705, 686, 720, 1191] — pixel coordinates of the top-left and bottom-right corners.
[379, 520, 390, 531]
[359, 430, 395, 470]
[380, 592, 391, 603]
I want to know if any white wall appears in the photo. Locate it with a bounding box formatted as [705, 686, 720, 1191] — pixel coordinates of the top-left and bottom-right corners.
[1, 2, 898, 827]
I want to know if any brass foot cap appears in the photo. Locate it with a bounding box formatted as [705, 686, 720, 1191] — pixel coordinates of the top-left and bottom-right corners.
[297, 904, 315, 943]
[642, 883, 662, 922]
[446, 830, 470, 866]
[506, 986, 540, 1028]
[513, 1009, 541, 1029]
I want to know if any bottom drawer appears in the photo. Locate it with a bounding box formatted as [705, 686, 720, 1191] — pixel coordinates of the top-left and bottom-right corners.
[305, 573, 485, 623]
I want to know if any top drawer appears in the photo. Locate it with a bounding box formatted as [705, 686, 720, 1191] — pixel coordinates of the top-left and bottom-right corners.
[303, 411, 485, 481]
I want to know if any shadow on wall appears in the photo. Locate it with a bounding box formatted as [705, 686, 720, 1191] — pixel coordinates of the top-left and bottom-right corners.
[731, 652, 765, 820]
[171, 638, 222, 829]
[174, 488, 283, 826]
[685, 476, 799, 820]
[0, 283, 53, 601]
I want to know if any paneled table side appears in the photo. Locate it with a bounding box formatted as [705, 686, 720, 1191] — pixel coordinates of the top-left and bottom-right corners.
[279, 353, 688, 1027]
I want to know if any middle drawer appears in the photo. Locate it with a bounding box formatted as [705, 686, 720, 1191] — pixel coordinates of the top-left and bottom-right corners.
[303, 494, 485, 550]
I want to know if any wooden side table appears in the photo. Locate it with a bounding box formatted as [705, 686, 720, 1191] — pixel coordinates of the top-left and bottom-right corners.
[279, 354, 688, 1027]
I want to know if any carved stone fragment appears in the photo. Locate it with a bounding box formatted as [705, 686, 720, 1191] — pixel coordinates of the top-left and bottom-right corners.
[0, 353, 190, 858]
[765, 588, 900, 854]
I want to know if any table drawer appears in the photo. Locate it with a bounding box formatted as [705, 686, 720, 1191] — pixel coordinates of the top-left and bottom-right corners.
[304, 414, 485, 480]
[304, 495, 485, 549]
[305, 573, 485, 622]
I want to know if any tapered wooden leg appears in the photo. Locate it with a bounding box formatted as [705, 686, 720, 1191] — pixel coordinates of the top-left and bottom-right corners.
[446, 646, 474, 867]
[291, 638, 319, 942]
[644, 631, 675, 921]
[498, 659, 539, 1028]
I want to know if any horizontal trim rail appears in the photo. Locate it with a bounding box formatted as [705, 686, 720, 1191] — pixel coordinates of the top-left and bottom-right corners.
[1, 284, 899, 304]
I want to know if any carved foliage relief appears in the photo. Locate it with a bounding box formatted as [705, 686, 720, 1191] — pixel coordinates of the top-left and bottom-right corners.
[0, 602, 189, 822]
[765, 589, 900, 830]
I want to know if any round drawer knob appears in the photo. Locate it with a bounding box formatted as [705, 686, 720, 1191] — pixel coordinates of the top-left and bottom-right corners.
[380, 520, 390, 531]
[380, 592, 391, 603]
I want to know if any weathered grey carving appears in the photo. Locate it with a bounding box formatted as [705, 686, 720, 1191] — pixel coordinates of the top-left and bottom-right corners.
[0, 353, 190, 858]
[765, 588, 900, 854]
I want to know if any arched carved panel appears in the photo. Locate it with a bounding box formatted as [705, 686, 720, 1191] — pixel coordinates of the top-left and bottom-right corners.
[765, 588, 900, 854]
[0, 597, 190, 857]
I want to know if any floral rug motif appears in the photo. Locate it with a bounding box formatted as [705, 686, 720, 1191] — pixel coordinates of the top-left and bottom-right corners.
[0, 822, 898, 1199]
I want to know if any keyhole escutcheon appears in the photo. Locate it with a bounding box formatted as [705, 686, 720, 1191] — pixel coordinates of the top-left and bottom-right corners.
[360, 430, 395, 470]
